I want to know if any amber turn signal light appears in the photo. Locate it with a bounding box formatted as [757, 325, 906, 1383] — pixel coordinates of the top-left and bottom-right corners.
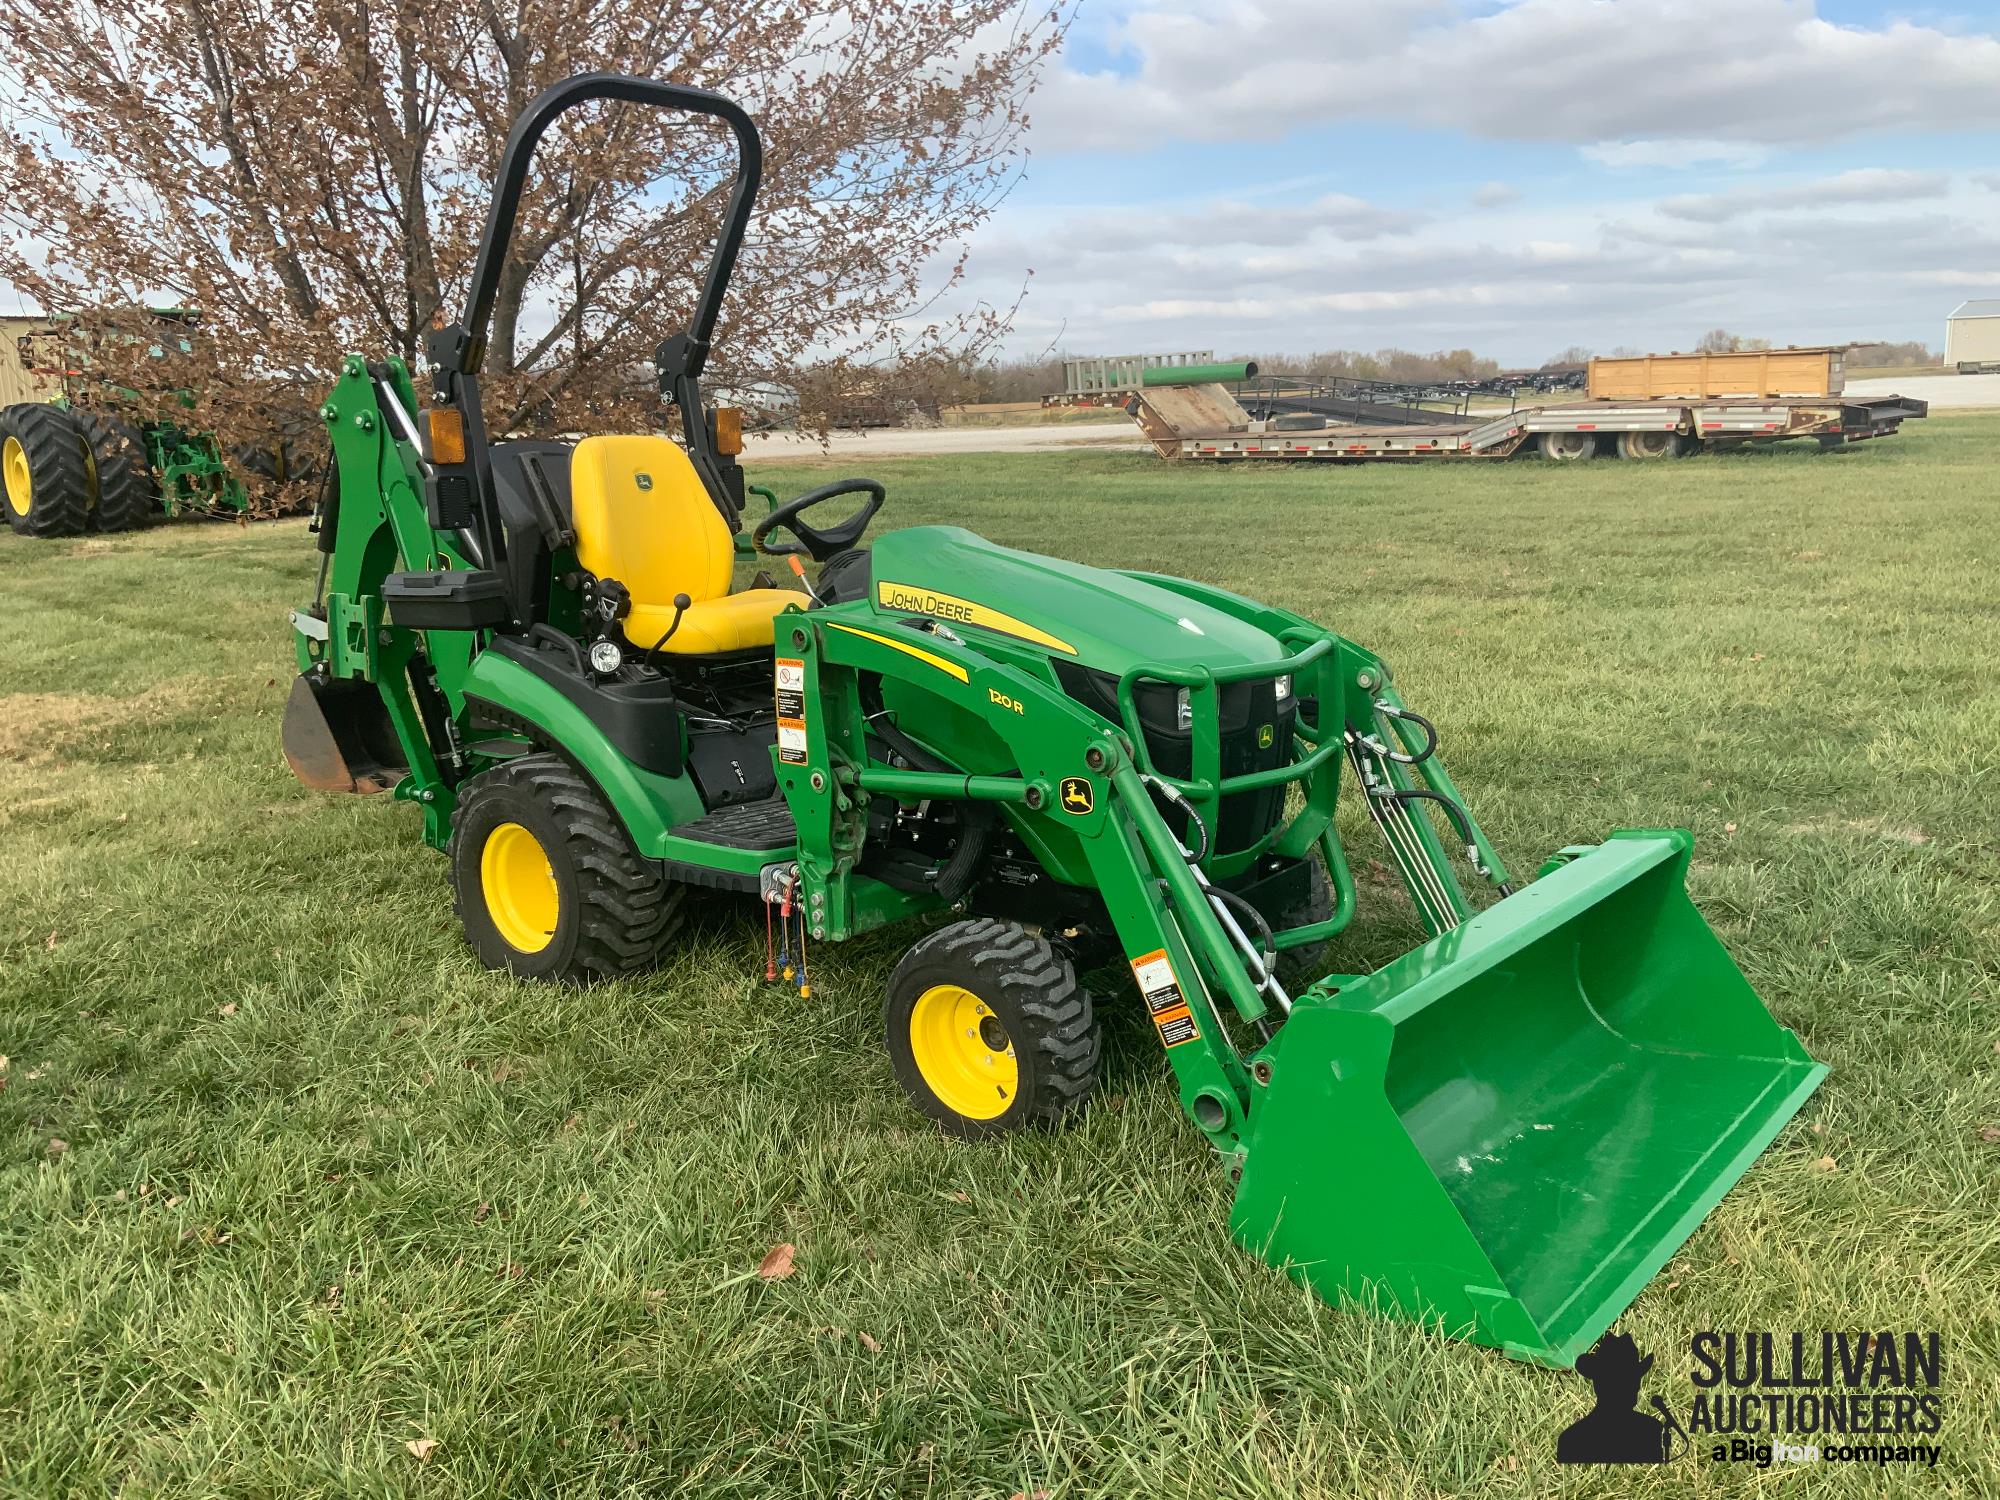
[426, 406, 466, 465]
[714, 406, 743, 457]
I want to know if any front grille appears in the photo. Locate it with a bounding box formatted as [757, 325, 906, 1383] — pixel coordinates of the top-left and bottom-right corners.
[1056, 664, 1296, 856]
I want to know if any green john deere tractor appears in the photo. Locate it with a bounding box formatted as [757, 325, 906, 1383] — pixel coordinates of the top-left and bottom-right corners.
[1, 307, 284, 538]
[282, 74, 1826, 1367]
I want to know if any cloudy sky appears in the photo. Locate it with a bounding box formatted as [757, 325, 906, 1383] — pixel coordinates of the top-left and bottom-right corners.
[956, 0, 2000, 366]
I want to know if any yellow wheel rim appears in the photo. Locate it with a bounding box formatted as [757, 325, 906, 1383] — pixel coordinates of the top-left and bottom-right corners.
[908, 983, 1017, 1120]
[480, 821, 559, 953]
[3, 436, 31, 518]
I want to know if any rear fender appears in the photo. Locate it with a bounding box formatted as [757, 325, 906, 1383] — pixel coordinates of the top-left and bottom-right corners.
[461, 649, 705, 853]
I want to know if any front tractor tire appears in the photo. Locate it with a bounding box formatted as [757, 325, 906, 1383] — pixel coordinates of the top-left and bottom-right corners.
[884, 918, 1098, 1137]
[448, 753, 683, 983]
[1, 404, 93, 537]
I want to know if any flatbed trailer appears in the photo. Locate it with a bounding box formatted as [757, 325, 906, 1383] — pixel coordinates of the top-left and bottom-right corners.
[1087, 384, 1928, 463]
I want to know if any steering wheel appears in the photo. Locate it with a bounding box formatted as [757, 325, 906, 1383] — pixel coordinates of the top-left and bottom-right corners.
[752, 478, 885, 562]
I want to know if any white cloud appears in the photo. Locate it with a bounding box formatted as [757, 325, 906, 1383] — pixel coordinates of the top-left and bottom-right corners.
[1659, 169, 1950, 222]
[1581, 139, 1773, 171]
[1473, 181, 1520, 208]
[1036, 1, 2000, 152]
[952, 172, 2000, 363]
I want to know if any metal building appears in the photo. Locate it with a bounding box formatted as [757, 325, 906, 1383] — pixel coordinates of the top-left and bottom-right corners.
[0, 313, 59, 407]
[1944, 299, 2000, 373]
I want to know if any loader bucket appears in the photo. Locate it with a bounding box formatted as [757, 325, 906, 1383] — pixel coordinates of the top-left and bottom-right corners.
[1231, 830, 1825, 1366]
[281, 673, 407, 794]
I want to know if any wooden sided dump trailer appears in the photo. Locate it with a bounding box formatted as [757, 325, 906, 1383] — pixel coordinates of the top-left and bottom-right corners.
[1055, 352, 1927, 464]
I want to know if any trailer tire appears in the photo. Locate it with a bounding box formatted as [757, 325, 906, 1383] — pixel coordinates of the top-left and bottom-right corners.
[77, 412, 156, 531]
[1537, 430, 1597, 462]
[1616, 430, 1687, 461]
[884, 918, 1097, 1137]
[449, 753, 684, 983]
[1, 404, 93, 537]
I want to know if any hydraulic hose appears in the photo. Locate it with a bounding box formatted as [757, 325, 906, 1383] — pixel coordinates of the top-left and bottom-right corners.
[861, 711, 998, 901]
[1374, 702, 1438, 764]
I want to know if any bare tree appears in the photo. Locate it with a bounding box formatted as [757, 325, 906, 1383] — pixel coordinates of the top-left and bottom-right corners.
[1694, 329, 1771, 354]
[0, 0, 1067, 454]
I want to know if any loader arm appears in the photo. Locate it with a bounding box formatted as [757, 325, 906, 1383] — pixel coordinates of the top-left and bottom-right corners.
[787, 593, 1823, 1366]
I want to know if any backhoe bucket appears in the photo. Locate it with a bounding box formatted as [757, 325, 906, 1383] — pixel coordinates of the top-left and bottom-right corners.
[1232, 830, 1825, 1366]
[281, 673, 406, 794]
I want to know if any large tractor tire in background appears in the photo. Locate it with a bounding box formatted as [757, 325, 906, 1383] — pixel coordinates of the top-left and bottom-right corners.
[76, 411, 157, 532]
[1, 404, 93, 537]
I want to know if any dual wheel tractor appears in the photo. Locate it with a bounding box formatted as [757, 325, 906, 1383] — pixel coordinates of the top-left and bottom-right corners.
[0, 401, 165, 538]
[2, 309, 315, 538]
[283, 74, 1827, 1367]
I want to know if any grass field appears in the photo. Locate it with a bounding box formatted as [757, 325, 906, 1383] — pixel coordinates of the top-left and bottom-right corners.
[3, 417, 1997, 1496]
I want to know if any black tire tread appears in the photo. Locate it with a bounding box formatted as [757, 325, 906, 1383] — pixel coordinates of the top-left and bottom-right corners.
[2, 404, 92, 537]
[76, 410, 155, 532]
[449, 753, 683, 982]
[1274, 856, 1334, 985]
[886, 917, 1098, 1134]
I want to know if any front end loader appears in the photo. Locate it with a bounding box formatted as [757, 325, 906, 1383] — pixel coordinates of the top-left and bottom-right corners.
[281, 74, 1825, 1367]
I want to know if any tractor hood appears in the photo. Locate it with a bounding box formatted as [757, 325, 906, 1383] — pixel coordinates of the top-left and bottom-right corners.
[866, 526, 1285, 672]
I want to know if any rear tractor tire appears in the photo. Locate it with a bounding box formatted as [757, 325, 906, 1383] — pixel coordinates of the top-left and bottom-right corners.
[448, 753, 683, 982]
[76, 411, 156, 532]
[1617, 429, 1687, 461]
[1, 404, 93, 537]
[1537, 430, 1597, 462]
[884, 918, 1098, 1137]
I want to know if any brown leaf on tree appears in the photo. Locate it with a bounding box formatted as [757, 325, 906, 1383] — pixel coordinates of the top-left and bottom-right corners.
[404, 1438, 440, 1463]
[0, 0, 1060, 475]
[757, 1242, 797, 1281]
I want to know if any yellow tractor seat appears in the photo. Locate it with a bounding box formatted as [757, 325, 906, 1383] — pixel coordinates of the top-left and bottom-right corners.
[570, 434, 804, 655]
[624, 588, 803, 655]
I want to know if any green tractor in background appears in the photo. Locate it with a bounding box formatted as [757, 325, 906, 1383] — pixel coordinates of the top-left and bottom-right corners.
[282, 75, 1827, 1367]
[1, 306, 308, 538]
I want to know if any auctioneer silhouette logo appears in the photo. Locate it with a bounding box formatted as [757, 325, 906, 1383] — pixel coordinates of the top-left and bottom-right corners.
[1557, 1329, 1946, 1472]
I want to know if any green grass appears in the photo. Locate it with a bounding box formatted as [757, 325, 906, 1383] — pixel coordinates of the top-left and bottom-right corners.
[4, 418, 1998, 1496]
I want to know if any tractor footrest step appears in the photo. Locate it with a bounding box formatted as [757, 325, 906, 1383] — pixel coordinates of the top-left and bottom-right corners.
[661, 798, 797, 894]
[671, 797, 796, 851]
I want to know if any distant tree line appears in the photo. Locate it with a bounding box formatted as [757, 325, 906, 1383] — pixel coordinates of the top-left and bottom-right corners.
[941, 330, 1938, 407]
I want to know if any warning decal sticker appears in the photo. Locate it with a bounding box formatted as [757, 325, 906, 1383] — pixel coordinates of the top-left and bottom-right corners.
[775, 658, 808, 765]
[1130, 947, 1199, 1049]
